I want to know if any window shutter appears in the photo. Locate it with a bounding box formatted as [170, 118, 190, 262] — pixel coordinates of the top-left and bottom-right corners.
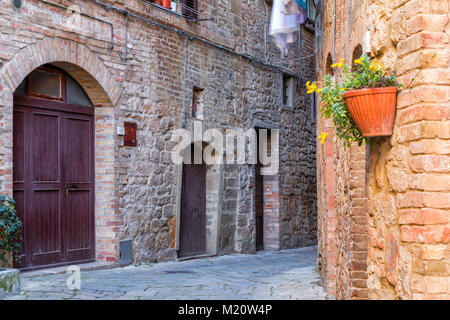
[181, 0, 198, 20]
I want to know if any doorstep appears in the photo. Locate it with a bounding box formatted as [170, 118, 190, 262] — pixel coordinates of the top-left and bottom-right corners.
[177, 253, 217, 262]
[21, 261, 116, 278]
[0, 268, 20, 299]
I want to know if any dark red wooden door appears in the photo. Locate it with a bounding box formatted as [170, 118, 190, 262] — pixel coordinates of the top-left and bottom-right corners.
[13, 100, 95, 270]
[63, 113, 95, 264]
[179, 157, 207, 258]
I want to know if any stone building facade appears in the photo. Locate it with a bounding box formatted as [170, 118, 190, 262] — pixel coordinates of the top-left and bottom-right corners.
[0, 0, 317, 270]
[316, 0, 449, 299]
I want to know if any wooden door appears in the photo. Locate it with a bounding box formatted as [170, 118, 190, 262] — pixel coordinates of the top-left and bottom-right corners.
[13, 98, 95, 270]
[179, 154, 207, 258]
[63, 113, 95, 264]
[13, 107, 64, 268]
[255, 162, 264, 251]
[255, 128, 267, 251]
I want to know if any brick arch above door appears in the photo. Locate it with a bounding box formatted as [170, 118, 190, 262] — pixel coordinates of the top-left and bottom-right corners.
[0, 37, 122, 192]
[0, 37, 122, 108]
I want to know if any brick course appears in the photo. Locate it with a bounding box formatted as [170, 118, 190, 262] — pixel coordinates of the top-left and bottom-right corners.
[316, 0, 449, 299]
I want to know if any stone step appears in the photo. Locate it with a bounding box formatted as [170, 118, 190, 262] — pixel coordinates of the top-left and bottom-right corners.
[0, 269, 20, 299]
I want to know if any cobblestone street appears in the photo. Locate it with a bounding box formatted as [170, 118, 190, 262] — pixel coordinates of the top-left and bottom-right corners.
[6, 246, 328, 300]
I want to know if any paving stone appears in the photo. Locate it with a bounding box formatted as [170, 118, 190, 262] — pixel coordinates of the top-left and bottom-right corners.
[5, 246, 326, 300]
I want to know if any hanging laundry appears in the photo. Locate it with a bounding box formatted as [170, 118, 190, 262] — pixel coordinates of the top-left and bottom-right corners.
[269, 0, 306, 53]
[281, 0, 307, 15]
[281, 0, 307, 21]
[297, 2, 306, 24]
[281, 0, 301, 15]
[297, 0, 307, 11]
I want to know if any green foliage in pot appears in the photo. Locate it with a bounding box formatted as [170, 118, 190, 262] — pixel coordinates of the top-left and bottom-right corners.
[309, 54, 402, 147]
[0, 195, 22, 265]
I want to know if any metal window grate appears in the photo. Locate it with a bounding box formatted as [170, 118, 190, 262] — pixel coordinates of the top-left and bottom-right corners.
[140, 0, 199, 20]
[181, 0, 198, 20]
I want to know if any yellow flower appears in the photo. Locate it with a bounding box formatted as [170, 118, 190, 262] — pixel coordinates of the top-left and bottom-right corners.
[340, 87, 346, 91]
[306, 81, 317, 94]
[318, 132, 328, 144]
[316, 88, 323, 93]
[354, 57, 363, 65]
[331, 58, 345, 69]
[369, 58, 385, 71]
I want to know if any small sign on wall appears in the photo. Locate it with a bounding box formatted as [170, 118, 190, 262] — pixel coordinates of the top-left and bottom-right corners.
[116, 126, 125, 136]
[124, 122, 137, 147]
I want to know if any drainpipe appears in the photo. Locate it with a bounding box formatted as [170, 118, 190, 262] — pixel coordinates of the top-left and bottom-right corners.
[298, 25, 303, 82]
[181, 36, 188, 129]
[263, 0, 269, 63]
[333, 0, 336, 62]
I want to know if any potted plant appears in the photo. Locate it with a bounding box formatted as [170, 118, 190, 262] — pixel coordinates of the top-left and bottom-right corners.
[0, 195, 22, 267]
[309, 54, 401, 146]
[162, 0, 172, 9]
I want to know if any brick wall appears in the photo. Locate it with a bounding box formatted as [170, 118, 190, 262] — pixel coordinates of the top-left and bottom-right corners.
[316, 0, 449, 299]
[0, 0, 317, 264]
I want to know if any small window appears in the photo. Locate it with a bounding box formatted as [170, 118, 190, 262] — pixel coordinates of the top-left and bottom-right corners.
[66, 75, 93, 107]
[181, 0, 198, 20]
[192, 87, 204, 119]
[29, 69, 63, 100]
[14, 65, 93, 107]
[283, 75, 294, 108]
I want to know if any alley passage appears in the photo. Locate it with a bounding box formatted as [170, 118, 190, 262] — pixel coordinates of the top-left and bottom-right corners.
[6, 246, 328, 300]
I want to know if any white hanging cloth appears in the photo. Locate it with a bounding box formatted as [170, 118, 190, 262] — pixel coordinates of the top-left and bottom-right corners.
[269, 0, 306, 53]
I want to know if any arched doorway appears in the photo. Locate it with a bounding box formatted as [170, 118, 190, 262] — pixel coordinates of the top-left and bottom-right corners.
[13, 64, 95, 270]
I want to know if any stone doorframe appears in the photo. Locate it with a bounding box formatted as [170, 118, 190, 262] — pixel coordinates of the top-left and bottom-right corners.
[174, 141, 224, 257]
[0, 37, 122, 264]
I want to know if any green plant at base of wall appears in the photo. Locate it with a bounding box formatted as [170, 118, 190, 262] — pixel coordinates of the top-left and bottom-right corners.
[0, 195, 22, 265]
[310, 54, 402, 147]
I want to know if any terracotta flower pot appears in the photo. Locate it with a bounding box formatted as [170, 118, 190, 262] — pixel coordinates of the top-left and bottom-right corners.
[343, 87, 397, 137]
[162, 0, 172, 9]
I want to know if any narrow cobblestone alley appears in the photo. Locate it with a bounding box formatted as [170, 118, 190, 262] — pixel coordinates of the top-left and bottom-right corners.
[6, 246, 327, 300]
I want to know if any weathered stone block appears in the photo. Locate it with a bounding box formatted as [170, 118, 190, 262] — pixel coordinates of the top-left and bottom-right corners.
[0, 269, 20, 299]
[418, 244, 447, 261]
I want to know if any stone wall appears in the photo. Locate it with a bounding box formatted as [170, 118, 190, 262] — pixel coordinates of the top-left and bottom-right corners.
[0, 0, 317, 265]
[316, 0, 449, 299]
[279, 27, 318, 250]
